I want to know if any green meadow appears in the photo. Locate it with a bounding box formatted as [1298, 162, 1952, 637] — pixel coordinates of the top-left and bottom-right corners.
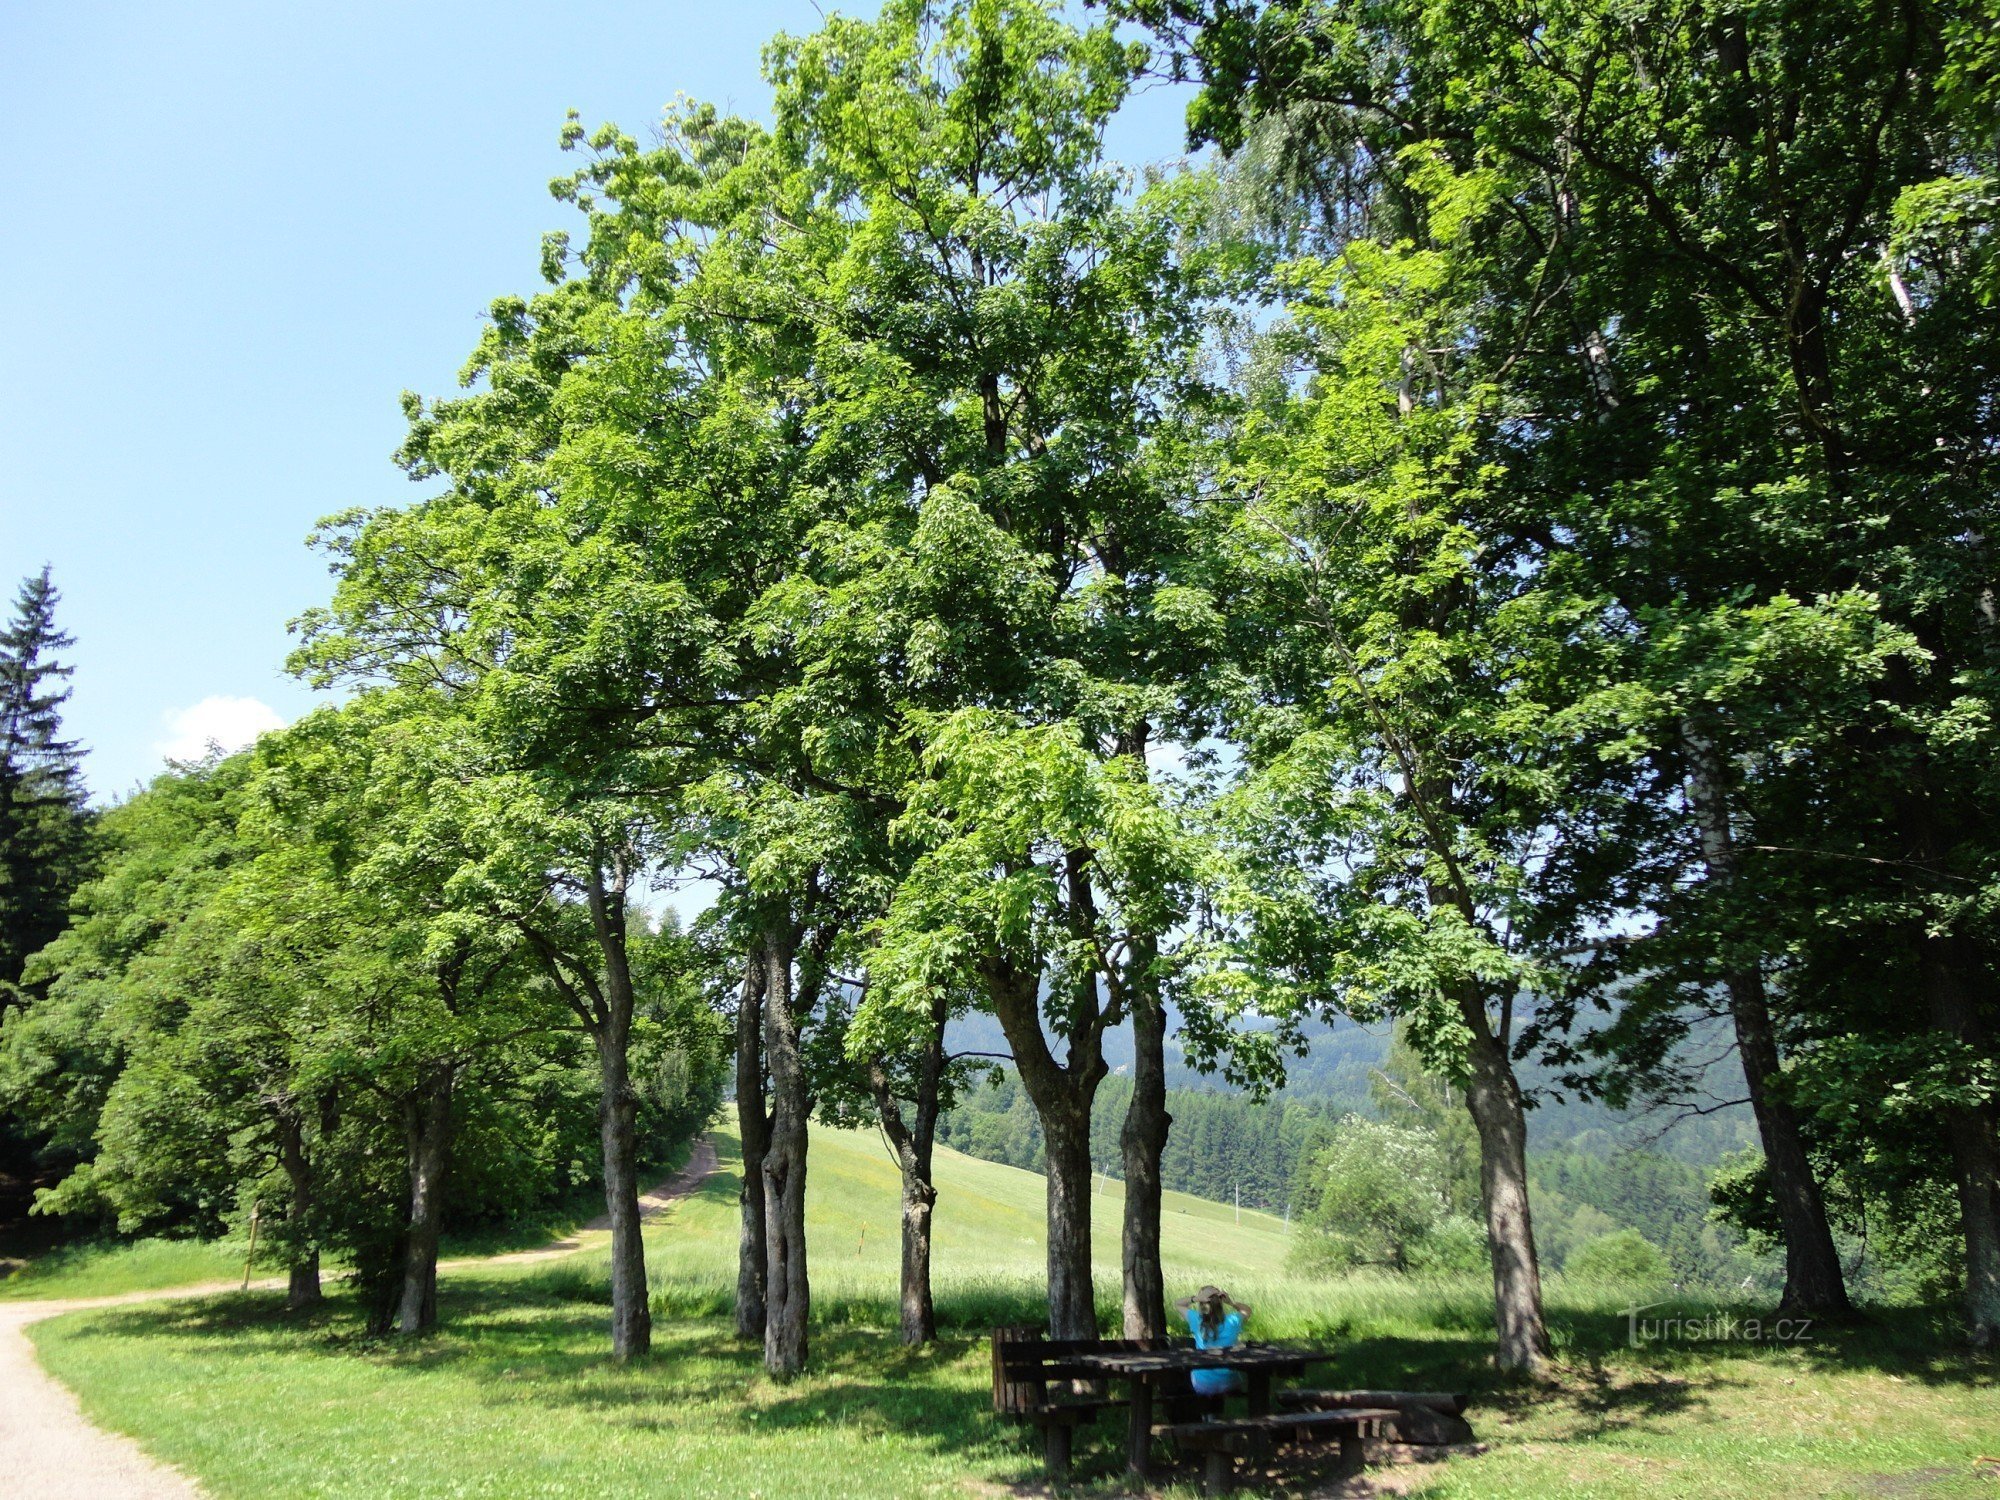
[23, 1127, 1999, 1498]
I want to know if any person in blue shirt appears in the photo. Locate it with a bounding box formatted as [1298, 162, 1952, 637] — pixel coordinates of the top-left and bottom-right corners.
[1176, 1285, 1252, 1396]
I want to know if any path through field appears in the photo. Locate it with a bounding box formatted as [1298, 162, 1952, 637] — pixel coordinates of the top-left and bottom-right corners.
[0, 1137, 721, 1498]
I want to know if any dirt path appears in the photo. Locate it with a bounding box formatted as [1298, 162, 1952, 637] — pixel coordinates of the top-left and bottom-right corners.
[0, 1136, 721, 1497]
[465, 1134, 721, 1267]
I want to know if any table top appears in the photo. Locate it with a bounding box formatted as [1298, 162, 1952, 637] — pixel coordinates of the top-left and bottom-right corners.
[1063, 1343, 1335, 1377]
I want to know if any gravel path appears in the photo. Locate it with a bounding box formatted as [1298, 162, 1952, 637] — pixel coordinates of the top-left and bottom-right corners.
[0, 1291, 211, 1499]
[0, 1136, 721, 1497]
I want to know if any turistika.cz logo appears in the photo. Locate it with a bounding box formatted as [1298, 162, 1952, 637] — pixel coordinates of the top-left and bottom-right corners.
[1624, 1303, 1815, 1348]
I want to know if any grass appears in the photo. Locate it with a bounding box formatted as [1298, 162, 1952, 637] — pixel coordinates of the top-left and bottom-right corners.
[23, 1126, 2000, 1498]
[0, 1138, 697, 1302]
[0, 1235, 255, 1301]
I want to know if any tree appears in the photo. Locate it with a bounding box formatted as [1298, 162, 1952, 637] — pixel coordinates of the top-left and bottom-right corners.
[1128, 0, 2000, 1340]
[762, 0, 1234, 1343]
[0, 758, 238, 1217]
[876, 716, 1202, 1338]
[0, 568, 92, 995]
[1565, 1229, 1671, 1290]
[1292, 1116, 1455, 1274]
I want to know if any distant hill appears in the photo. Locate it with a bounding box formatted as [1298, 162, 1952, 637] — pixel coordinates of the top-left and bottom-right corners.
[945, 1009, 1755, 1168]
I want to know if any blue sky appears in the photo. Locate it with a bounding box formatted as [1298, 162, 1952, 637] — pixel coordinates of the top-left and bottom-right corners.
[0, 0, 1192, 803]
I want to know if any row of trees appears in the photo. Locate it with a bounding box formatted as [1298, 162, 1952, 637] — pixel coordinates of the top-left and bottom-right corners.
[0, 715, 727, 1335]
[299, 0, 1996, 1376]
[12, 0, 1998, 1381]
[1108, 0, 2000, 1363]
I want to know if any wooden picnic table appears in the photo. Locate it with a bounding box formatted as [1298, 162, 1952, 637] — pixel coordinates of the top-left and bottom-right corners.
[1063, 1342, 1340, 1478]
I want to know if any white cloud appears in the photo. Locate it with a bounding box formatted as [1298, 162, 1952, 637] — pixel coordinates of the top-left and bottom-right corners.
[156, 695, 287, 764]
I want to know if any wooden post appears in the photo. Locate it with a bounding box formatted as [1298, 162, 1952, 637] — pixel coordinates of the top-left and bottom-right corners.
[1126, 1375, 1154, 1478]
[1203, 1446, 1232, 1495]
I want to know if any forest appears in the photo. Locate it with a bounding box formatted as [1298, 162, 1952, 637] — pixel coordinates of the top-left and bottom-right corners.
[1, 0, 1997, 1412]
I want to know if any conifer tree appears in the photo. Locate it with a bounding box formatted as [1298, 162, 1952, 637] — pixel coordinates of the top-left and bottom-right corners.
[0, 567, 92, 994]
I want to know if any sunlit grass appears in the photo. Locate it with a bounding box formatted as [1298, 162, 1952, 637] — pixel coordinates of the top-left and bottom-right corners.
[22, 1125, 2000, 1498]
[0, 1236, 254, 1302]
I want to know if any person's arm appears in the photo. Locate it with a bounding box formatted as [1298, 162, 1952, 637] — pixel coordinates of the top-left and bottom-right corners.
[1173, 1295, 1196, 1311]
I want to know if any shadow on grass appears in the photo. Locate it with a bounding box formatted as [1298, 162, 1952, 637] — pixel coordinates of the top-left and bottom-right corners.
[48, 1274, 1997, 1498]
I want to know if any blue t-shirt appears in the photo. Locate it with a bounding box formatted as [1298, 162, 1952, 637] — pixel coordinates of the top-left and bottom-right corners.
[1186, 1307, 1246, 1395]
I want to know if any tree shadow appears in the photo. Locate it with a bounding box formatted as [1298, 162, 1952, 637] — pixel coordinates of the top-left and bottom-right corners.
[50, 1281, 1995, 1498]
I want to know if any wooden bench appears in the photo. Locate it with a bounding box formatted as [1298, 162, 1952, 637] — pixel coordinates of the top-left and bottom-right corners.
[990, 1327, 1139, 1478]
[1276, 1389, 1475, 1446]
[1164, 1408, 1400, 1494]
[990, 1327, 1220, 1476]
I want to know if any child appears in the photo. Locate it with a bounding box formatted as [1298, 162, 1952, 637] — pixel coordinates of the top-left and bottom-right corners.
[1176, 1284, 1252, 1396]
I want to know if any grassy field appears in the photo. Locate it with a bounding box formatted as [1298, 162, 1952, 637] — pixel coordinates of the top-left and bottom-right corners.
[23, 1125, 2000, 1498]
[0, 1144, 692, 1303]
[0, 1235, 256, 1302]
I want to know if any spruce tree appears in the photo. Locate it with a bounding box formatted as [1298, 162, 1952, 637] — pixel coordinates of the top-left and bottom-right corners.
[0, 567, 91, 994]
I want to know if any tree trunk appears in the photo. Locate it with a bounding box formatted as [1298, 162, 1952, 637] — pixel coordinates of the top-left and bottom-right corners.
[1724, 965, 1854, 1315]
[1683, 724, 1851, 1315]
[396, 1067, 454, 1335]
[761, 925, 811, 1378]
[984, 950, 1107, 1342]
[587, 856, 651, 1360]
[1120, 944, 1169, 1341]
[597, 1021, 650, 1359]
[1042, 1098, 1099, 1341]
[1461, 1003, 1551, 1377]
[277, 1114, 320, 1310]
[1916, 934, 2000, 1346]
[868, 991, 949, 1345]
[897, 1157, 938, 1345]
[735, 943, 771, 1343]
[1885, 746, 2000, 1348]
[871, 1089, 939, 1346]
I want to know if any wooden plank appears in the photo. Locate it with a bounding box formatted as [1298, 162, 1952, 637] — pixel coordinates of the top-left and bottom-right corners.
[1163, 1408, 1401, 1447]
[1276, 1389, 1468, 1418]
[991, 1326, 1045, 1416]
[1276, 1390, 1475, 1445]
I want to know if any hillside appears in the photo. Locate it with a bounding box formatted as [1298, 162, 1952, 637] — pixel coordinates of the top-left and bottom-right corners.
[642, 1123, 1295, 1304]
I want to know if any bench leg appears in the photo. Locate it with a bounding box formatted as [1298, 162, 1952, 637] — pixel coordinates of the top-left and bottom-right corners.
[1203, 1448, 1233, 1496]
[1127, 1378, 1154, 1478]
[1043, 1421, 1071, 1481]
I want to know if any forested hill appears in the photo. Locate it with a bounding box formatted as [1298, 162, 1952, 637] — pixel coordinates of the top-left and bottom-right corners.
[943, 1010, 1757, 1167]
[938, 1013, 1765, 1287]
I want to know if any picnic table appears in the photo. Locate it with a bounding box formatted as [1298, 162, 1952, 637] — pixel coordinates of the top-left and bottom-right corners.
[1061, 1342, 1340, 1478]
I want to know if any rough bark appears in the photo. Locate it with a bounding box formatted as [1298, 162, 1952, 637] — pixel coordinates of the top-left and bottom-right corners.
[1461, 998, 1551, 1377]
[1683, 724, 1851, 1315]
[761, 924, 811, 1378]
[587, 857, 651, 1360]
[868, 991, 948, 1345]
[1114, 719, 1169, 1343]
[396, 1067, 454, 1335]
[277, 1114, 320, 1310]
[1119, 941, 1169, 1342]
[1404, 758, 1551, 1373]
[985, 948, 1107, 1342]
[1042, 1096, 1099, 1341]
[735, 942, 771, 1344]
